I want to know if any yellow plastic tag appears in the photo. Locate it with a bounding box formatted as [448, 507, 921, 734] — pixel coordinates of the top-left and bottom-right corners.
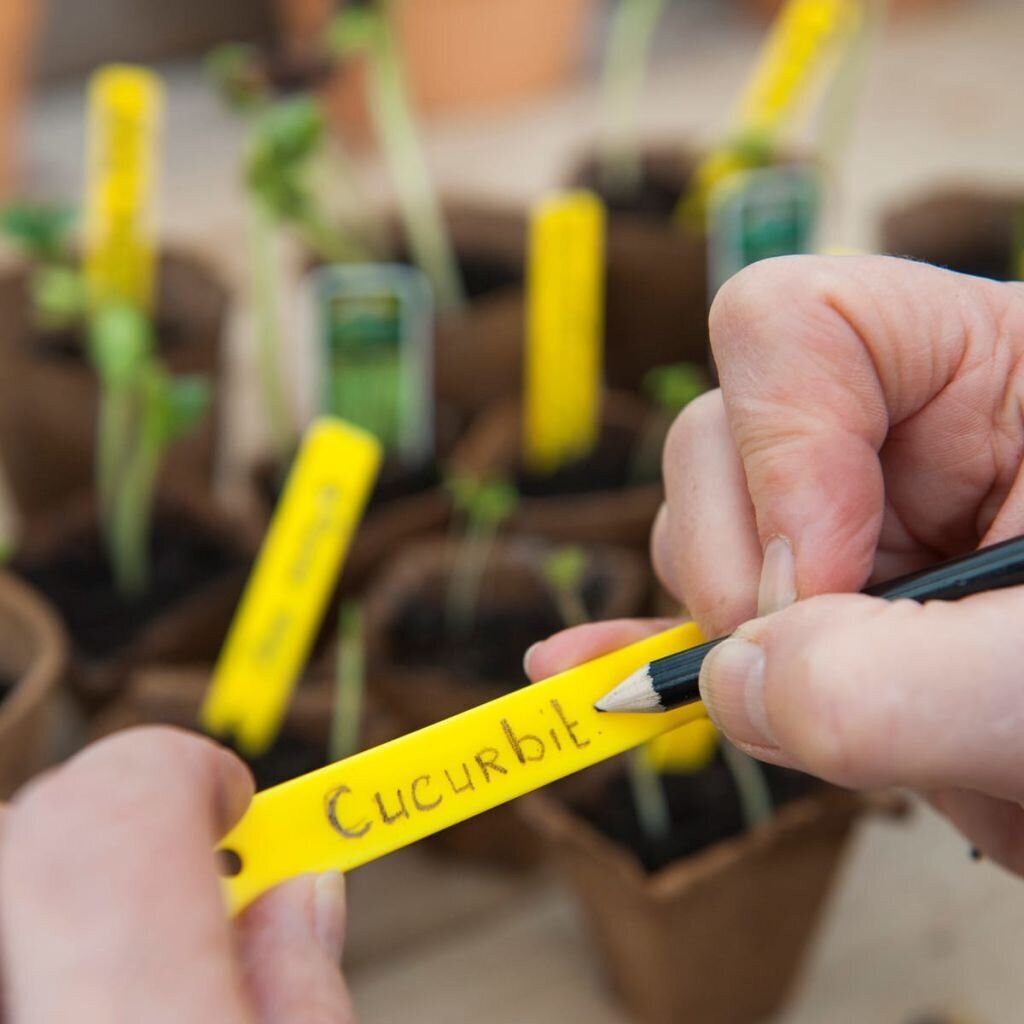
[84, 65, 163, 310]
[678, 0, 860, 223]
[220, 622, 706, 914]
[523, 190, 605, 475]
[200, 418, 382, 756]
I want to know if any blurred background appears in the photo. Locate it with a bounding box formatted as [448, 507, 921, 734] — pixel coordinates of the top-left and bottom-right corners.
[1, 1, 1023, 1022]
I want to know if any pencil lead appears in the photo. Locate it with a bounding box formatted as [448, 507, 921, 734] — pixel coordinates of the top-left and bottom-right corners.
[594, 665, 661, 713]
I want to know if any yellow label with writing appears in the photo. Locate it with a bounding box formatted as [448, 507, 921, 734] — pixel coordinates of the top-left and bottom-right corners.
[200, 418, 382, 756]
[524, 190, 605, 475]
[220, 622, 707, 914]
[84, 65, 163, 310]
[678, 0, 860, 223]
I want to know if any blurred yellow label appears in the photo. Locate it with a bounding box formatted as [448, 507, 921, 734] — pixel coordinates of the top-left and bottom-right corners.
[220, 622, 707, 914]
[201, 418, 382, 756]
[644, 718, 720, 773]
[84, 65, 163, 310]
[678, 0, 861, 223]
[524, 191, 605, 475]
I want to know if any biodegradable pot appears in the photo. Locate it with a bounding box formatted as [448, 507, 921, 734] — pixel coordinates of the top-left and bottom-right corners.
[451, 390, 663, 551]
[13, 488, 257, 707]
[364, 535, 649, 866]
[0, 0, 39, 199]
[286, 0, 597, 142]
[525, 772, 892, 1024]
[0, 249, 229, 519]
[881, 187, 1023, 281]
[0, 571, 67, 798]
[567, 146, 713, 390]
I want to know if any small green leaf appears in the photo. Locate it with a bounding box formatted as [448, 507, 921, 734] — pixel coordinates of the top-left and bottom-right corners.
[1, 202, 76, 262]
[158, 375, 212, 443]
[444, 473, 518, 528]
[543, 546, 587, 594]
[206, 43, 267, 113]
[643, 362, 710, 416]
[32, 265, 88, 329]
[327, 7, 382, 57]
[87, 304, 152, 387]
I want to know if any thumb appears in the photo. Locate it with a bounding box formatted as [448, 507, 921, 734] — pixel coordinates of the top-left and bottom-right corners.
[698, 587, 1024, 800]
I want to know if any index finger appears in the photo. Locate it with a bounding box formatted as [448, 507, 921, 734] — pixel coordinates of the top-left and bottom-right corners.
[0, 727, 254, 1024]
[709, 254, 1024, 598]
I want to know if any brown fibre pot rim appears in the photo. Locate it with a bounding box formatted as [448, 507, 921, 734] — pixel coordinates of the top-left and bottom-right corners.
[524, 782, 882, 903]
[0, 570, 68, 746]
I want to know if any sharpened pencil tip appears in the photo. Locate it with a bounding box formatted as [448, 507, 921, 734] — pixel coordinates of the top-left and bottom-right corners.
[593, 666, 662, 713]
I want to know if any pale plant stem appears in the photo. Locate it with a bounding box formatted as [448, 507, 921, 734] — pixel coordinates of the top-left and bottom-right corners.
[721, 738, 774, 830]
[627, 748, 672, 842]
[330, 604, 365, 763]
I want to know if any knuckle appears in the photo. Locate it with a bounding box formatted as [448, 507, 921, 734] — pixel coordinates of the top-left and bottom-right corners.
[662, 389, 724, 486]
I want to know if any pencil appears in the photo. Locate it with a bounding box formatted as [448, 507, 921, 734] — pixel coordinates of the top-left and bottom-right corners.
[595, 534, 1024, 714]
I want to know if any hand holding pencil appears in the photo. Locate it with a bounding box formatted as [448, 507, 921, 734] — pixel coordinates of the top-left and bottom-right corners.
[525, 254, 1024, 877]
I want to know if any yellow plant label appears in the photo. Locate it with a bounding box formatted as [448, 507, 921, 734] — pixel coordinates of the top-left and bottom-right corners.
[678, 0, 861, 223]
[84, 65, 163, 310]
[524, 190, 605, 475]
[220, 622, 707, 914]
[200, 418, 382, 756]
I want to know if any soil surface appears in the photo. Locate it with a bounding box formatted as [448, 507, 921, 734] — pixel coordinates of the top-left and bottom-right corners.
[17, 513, 243, 660]
[233, 732, 330, 792]
[578, 754, 822, 873]
[575, 159, 691, 220]
[0, 674, 11, 709]
[390, 574, 610, 686]
[517, 421, 652, 497]
[26, 312, 187, 362]
[457, 250, 523, 300]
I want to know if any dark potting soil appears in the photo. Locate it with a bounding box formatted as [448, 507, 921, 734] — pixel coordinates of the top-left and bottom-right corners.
[516, 420, 652, 498]
[390, 574, 610, 687]
[579, 754, 821, 873]
[574, 159, 692, 221]
[26, 313, 187, 363]
[17, 514, 243, 661]
[233, 732, 329, 792]
[0, 675, 12, 709]
[457, 250, 523, 301]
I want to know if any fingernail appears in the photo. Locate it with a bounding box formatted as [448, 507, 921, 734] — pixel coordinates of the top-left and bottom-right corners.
[523, 643, 541, 679]
[314, 871, 347, 961]
[758, 536, 797, 617]
[699, 637, 775, 749]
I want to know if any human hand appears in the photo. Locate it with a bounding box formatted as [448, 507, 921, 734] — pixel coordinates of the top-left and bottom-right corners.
[526, 255, 1024, 874]
[0, 727, 355, 1023]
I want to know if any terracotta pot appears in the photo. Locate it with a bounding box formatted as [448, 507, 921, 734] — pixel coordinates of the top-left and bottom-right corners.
[567, 146, 713, 391]
[881, 187, 1022, 282]
[291, 0, 597, 142]
[0, 248, 229, 519]
[0, 0, 39, 199]
[525, 780, 889, 1024]
[12, 488, 258, 707]
[0, 571, 67, 797]
[451, 390, 663, 551]
[364, 534, 649, 867]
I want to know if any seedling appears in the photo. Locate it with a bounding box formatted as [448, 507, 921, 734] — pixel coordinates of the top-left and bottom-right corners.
[631, 361, 710, 481]
[600, 0, 668, 198]
[329, 0, 465, 313]
[444, 475, 518, 637]
[542, 546, 590, 629]
[89, 304, 210, 597]
[330, 602, 366, 762]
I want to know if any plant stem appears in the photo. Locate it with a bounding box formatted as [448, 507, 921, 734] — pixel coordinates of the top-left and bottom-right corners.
[293, 201, 370, 264]
[552, 584, 588, 631]
[721, 738, 773, 831]
[248, 198, 297, 462]
[600, 0, 667, 198]
[330, 603, 366, 763]
[109, 412, 161, 598]
[365, 4, 465, 313]
[628, 409, 671, 484]
[96, 382, 135, 544]
[627, 747, 671, 842]
[445, 517, 496, 638]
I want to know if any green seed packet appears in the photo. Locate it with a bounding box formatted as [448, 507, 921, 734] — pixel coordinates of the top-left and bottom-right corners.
[707, 163, 822, 297]
[312, 263, 434, 465]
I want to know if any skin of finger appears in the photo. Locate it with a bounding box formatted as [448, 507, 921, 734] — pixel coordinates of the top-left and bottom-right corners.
[236, 875, 355, 1024]
[926, 788, 1024, 878]
[523, 619, 681, 682]
[710, 255, 1024, 598]
[0, 728, 255, 1024]
[660, 389, 764, 637]
[740, 589, 1024, 799]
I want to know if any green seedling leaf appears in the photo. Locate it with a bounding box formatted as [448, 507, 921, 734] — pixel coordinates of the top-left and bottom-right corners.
[32, 264, 89, 329]
[161, 375, 212, 443]
[1, 202, 76, 262]
[206, 43, 268, 113]
[327, 6, 382, 57]
[543, 546, 587, 595]
[87, 303, 152, 387]
[643, 362, 710, 416]
[446, 475, 518, 528]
